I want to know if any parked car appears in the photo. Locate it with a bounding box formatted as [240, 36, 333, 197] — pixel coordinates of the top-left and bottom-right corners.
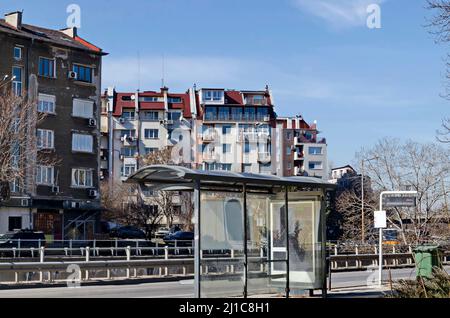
[155, 227, 170, 238]
[0, 230, 46, 256]
[109, 226, 146, 239]
[163, 231, 194, 246]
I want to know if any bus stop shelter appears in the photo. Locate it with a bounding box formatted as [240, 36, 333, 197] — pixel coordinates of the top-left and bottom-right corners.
[127, 165, 336, 298]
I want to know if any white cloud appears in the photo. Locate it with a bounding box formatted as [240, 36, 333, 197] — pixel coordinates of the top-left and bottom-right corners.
[291, 0, 385, 28]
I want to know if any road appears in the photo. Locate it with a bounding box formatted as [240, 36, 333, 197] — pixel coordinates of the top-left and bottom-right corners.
[0, 267, 447, 298]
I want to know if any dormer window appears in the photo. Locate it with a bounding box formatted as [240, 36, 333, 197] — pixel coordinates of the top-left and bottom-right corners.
[246, 94, 266, 105]
[202, 90, 224, 102]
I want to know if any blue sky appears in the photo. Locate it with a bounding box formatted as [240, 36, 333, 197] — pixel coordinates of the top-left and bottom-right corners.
[1, 0, 449, 167]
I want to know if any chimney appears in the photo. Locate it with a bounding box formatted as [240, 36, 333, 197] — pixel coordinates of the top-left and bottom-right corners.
[60, 27, 78, 38]
[5, 11, 23, 29]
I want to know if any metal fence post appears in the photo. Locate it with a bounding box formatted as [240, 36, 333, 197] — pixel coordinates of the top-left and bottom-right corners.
[39, 246, 44, 282]
[126, 246, 131, 278]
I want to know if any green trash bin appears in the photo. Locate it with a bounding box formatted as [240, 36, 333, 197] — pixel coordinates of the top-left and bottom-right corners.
[413, 245, 443, 279]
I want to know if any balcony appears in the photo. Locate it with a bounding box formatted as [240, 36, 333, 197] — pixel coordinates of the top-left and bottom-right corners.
[120, 136, 137, 146]
[202, 151, 217, 163]
[294, 166, 306, 176]
[294, 151, 305, 161]
[245, 97, 268, 106]
[294, 135, 315, 145]
[199, 130, 219, 143]
[258, 152, 271, 163]
[237, 131, 258, 143]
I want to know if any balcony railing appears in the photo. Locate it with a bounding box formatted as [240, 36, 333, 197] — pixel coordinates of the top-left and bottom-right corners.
[245, 97, 268, 106]
[202, 151, 217, 163]
[258, 152, 271, 163]
[204, 115, 270, 122]
[199, 130, 219, 143]
[294, 151, 305, 161]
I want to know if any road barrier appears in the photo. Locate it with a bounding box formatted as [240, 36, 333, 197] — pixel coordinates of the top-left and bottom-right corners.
[0, 241, 448, 286]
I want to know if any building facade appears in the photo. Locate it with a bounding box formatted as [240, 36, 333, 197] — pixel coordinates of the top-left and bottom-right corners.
[192, 88, 276, 174]
[277, 116, 328, 179]
[0, 12, 106, 239]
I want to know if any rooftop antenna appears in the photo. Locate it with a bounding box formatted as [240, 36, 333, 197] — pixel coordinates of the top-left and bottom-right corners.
[161, 53, 166, 88]
[137, 50, 141, 91]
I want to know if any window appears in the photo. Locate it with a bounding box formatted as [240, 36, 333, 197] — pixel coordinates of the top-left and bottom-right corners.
[203, 90, 223, 102]
[168, 112, 181, 121]
[309, 147, 323, 155]
[12, 66, 22, 96]
[204, 107, 217, 121]
[143, 111, 159, 121]
[10, 179, 21, 193]
[139, 96, 160, 102]
[231, 108, 242, 120]
[122, 164, 136, 177]
[286, 146, 292, 156]
[37, 129, 54, 149]
[145, 147, 158, 155]
[218, 107, 229, 121]
[308, 161, 323, 170]
[287, 163, 292, 170]
[168, 97, 182, 103]
[8, 216, 22, 232]
[144, 129, 159, 139]
[286, 132, 292, 140]
[223, 144, 231, 154]
[122, 110, 136, 121]
[73, 64, 93, 83]
[38, 94, 56, 114]
[243, 107, 256, 121]
[244, 142, 251, 153]
[72, 134, 93, 153]
[72, 99, 94, 118]
[72, 168, 93, 188]
[13, 46, 22, 60]
[121, 147, 137, 157]
[38, 57, 55, 78]
[221, 164, 232, 171]
[36, 165, 54, 185]
[222, 125, 232, 135]
[120, 130, 136, 138]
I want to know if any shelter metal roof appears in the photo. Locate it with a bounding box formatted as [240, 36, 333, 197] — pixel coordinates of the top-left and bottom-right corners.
[126, 165, 336, 191]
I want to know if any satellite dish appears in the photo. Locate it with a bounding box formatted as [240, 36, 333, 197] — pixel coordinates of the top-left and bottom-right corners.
[131, 95, 136, 101]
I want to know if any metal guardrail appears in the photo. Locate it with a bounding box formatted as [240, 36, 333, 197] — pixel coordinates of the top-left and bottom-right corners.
[0, 241, 448, 286]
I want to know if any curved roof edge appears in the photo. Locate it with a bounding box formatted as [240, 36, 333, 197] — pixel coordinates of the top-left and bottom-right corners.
[126, 165, 336, 189]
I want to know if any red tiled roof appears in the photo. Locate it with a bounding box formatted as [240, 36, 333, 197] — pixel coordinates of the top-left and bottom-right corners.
[0, 19, 106, 55]
[225, 91, 243, 105]
[112, 91, 192, 118]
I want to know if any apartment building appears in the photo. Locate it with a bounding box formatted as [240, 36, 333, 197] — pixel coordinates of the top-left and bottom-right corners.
[100, 87, 193, 182]
[193, 87, 276, 174]
[0, 12, 106, 239]
[277, 116, 328, 179]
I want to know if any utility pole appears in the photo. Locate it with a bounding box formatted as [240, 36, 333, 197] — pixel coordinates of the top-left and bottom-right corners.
[361, 160, 365, 243]
[107, 87, 115, 196]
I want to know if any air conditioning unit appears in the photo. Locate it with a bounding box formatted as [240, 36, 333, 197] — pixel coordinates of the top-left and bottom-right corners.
[120, 135, 127, 142]
[128, 136, 137, 142]
[88, 189, 98, 198]
[51, 186, 60, 193]
[119, 118, 126, 124]
[68, 71, 77, 79]
[88, 118, 97, 127]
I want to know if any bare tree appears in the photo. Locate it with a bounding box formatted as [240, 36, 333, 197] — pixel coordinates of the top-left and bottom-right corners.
[0, 86, 57, 202]
[437, 117, 450, 143]
[101, 181, 164, 238]
[141, 147, 182, 229]
[354, 138, 450, 244]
